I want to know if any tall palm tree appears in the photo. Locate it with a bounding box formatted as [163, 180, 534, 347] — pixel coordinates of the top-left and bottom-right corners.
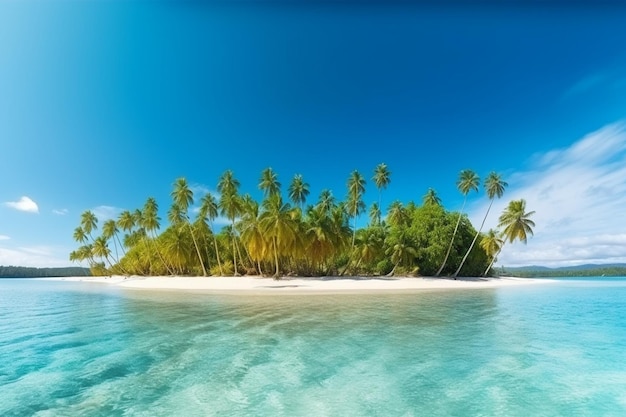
[422, 188, 442, 206]
[198, 193, 223, 275]
[259, 194, 296, 278]
[259, 167, 281, 197]
[484, 199, 536, 276]
[288, 174, 310, 209]
[436, 169, 480, 277]
[481, 229, 505, 276]
[372, 163, 391, 223]
[453, 172, 507, 278]
[171, 177, 207, 276]
[218, 170, 242, 275]
[142, 197, 175, 275]
[346, 170, 366, 249]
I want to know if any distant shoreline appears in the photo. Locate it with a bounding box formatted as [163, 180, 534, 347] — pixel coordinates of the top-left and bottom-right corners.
[39, 275, 551, 294]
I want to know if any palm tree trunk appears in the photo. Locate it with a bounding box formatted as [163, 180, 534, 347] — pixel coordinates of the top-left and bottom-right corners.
[483, 241, 505, 277]
[187, 222, 207, 276]
[149, 231, 176, 276]
[212, 234, 223, 275]
[453, 198, 494, 278]
[273, 237, 280, 278]
[435, 197, 467, 277]
[230, 219, 238, 276]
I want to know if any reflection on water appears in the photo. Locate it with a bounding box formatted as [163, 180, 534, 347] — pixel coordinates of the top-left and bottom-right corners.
[1, 279, 625, 416]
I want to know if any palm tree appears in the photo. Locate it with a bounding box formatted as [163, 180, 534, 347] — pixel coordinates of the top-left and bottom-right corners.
[422, 188, 442, 206]
[346, 170, 366, 249]
[93, 236, 112, 270]
[368, 202, 381, 226]
[117, 210, 135, 243]
[102, 220, 121, 264]
[372, 163, 391, 222]
[453, 172, 507, 278]
[218, 170, 242, 275]
[80, 210, 98, 240]
[481, 229, 505, 276]
[259, 167, 281, 197]
[387, 201, 408, 228]
[239, 196, 267, 275]
[288, 174, 310, 209]
[198, 193, 223, 275]
[259, 194, 296, 278]
[484, 199, 535, 276]
[171, 177, 207, 276]
[385, 232, 418, 276]
[142, 197, 175, 275]
[436, 169, 480, 277]
[316, 189, 335, 215]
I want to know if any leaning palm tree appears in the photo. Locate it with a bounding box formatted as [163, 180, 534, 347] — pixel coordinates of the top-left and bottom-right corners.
[372, 163, 391, 222]
[422, 188, 442, 206]
[259, 194, 296, 278]
[435, 169, 480, 277]
[484, 199, 535, 276]
[480, 229, 504, 276]
[93, 236, 113, 270]
[288, 174, 310, 209]
[171, 178, 207, 276]
[218, 170, 242, 275]
[453, 172, 507, 278]
[259, 167, 281, 198]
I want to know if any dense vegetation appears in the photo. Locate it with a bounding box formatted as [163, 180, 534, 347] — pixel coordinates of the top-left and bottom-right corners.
[69, 166, 535, 278]
[0, 266, 90, 278]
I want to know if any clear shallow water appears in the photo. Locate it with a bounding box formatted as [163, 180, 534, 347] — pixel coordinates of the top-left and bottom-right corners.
[1, 279, 626, 416]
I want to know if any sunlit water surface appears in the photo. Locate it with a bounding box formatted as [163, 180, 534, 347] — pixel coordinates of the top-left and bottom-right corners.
[1, 278, 626, 416]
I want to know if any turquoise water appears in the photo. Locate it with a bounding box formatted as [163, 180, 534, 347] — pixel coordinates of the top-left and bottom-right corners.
[1, 279, 626, 416]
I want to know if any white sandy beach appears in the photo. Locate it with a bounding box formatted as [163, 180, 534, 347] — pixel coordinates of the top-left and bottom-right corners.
[49, 275, 550, 293]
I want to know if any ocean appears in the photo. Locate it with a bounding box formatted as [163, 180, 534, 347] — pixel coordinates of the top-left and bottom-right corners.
[1, 278, 625, 416]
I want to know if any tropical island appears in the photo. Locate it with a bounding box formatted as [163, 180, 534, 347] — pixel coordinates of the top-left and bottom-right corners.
[69, 165, 535, 280]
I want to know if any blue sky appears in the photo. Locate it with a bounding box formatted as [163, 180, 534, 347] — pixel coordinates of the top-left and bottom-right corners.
[1, 1, 626, 268]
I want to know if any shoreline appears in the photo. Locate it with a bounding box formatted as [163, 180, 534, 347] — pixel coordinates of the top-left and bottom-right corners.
[40, 275, 552, 294]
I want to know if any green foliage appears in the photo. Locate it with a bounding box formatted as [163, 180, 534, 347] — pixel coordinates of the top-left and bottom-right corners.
[69, 165, 526, 278]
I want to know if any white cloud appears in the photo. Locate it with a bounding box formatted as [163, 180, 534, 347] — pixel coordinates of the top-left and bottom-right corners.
[468, 121, 626, 268]
[92, 205, 122, 221]
[0, 246, 74, 268]
[53, 208, 69, 215]
[3, 196, 39, 213]
[0, 235, 10, 240]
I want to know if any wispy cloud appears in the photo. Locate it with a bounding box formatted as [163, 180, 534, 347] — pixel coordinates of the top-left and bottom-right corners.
[0, 235, 10, 241]
[3, 196, 39, 213]
[468, 121, 626, 268]
[92, 205, 123, 221]
[52, 208, 69, 215]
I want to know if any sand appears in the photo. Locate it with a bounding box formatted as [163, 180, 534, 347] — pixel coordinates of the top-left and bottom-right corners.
[49, 275, 550, 294]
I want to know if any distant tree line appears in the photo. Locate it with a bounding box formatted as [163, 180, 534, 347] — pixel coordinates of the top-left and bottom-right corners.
[0, 266, 91, 278]
[500, 267, 626, 278]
